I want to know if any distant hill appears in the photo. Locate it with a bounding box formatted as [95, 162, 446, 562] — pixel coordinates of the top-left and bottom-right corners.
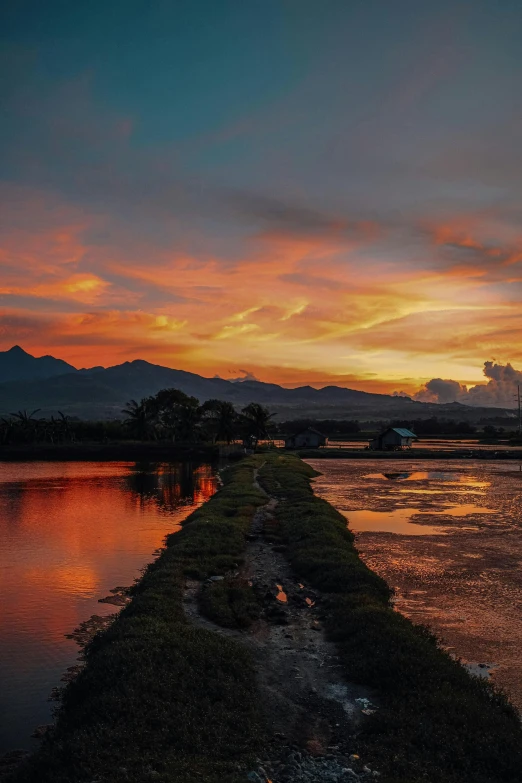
[0, 347, 513, 422]
[0, 345, 77, 383]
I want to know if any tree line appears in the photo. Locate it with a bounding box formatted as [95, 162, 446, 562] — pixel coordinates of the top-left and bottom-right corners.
[2, 400, 517, 447]
[0, 389, 275, 447]
[121, 389, 274, 445]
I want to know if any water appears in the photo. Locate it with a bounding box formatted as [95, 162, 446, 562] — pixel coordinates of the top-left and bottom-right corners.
[328, 438, 522, 450]
[306, 458, 522, 710]
[0, 461, 217, 753]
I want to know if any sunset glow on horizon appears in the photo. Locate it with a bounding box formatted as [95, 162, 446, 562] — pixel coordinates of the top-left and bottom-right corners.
[2, 2, 522, 398]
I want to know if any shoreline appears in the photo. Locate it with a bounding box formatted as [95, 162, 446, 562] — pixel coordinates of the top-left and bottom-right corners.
[297, 447, 522, 459]
[7, 454, 522, 783]
[2, 442, 522, 463]
[0, 442, 221, 462]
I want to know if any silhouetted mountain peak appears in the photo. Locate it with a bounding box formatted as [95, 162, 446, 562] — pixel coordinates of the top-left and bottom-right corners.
[7, 345, 28, 355]
[0, 346, 511, 422]
[0, 345, 77, 383]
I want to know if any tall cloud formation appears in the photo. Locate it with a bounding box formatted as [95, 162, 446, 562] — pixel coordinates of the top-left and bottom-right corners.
[413, 362, 522, 407]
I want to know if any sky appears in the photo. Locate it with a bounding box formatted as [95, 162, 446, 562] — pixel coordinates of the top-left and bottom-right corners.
[1, 0, 522, 397]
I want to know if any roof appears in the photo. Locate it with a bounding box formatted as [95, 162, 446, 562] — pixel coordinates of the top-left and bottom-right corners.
[286, 427, 326, 439]
[390, 427, 417, 438]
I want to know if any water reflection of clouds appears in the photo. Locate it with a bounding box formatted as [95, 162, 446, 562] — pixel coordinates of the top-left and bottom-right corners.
[0, 460, 217, 753]
[364, 471, 490, 488]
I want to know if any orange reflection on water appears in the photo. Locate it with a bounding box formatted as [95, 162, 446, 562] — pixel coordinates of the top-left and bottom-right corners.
[0, 460, 217, 752]
[307, 457, 522, 712]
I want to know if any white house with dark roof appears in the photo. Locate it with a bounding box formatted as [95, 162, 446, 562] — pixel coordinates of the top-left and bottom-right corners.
[369, 427, 417, 451]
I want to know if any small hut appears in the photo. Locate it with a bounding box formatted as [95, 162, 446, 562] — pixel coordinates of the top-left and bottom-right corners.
[284, 427, 328, 449]
[369, 427, 416, 451]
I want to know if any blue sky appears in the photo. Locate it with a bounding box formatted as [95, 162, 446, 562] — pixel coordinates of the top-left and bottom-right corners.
[1, 1, 522, 398]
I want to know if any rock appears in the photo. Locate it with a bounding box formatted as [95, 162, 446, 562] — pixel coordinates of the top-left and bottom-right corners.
[31, 724, 52, 738]
[207, 575, 225, 582]
[98, 593, 128, 606]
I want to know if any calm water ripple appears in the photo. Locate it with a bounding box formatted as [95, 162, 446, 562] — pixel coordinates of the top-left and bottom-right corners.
[0, 461, 217, 753]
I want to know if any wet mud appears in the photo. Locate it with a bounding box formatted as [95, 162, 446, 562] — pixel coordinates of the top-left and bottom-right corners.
[308, 458, 522, 711]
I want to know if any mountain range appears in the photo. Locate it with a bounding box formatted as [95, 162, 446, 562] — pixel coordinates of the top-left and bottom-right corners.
[0, 345, 512, 422]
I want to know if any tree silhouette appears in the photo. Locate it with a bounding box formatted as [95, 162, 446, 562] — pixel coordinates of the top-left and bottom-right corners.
[241, 402, 274, 448]
[201, 399, 238, 443]
[10, 409, 42, 443]
[150, 388, 200, 441]
[122, 398, 157, 440]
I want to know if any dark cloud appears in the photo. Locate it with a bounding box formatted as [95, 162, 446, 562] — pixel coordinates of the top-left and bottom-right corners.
[413, 362, 522, 407]
[467, 361, 522, 407]
[413, 377, 468, 403]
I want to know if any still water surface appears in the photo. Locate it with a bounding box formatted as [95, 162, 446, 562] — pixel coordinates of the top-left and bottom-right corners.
[306, 459, 522, 710]
[0, 461, 217, 753]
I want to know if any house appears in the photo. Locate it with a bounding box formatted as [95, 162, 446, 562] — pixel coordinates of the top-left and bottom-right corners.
[284, 427, 328, 449]
[369, 427, 417, 451]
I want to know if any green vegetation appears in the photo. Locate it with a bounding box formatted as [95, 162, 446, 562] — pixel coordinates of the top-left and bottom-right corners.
[10, 452, 522, 783]
[259, 454, 522, 783]
[0, 390, 276, 448]
[199, 576, 261, 629]
[12, 459, 266, 783]
[122, 391, 274, 446]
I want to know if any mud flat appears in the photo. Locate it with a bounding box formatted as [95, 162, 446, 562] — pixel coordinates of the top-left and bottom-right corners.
[6, 455, 522, 783]
[306, 458, 522, 712]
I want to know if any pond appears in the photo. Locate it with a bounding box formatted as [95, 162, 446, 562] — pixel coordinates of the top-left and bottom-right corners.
[306, 458, 522, 711]
[0, 461, 218, 753]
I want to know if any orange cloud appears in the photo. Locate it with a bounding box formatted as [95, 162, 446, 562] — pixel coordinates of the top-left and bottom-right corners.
[2, 185, 522, 390]
[0, 273, 110, 304]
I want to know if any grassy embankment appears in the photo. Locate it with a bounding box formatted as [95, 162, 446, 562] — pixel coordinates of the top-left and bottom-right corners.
[12, 458, 267, 783]
[259, 454, 522, 783]
[11, 452, 522, 783]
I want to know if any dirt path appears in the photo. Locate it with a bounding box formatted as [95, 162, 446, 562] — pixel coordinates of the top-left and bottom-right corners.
[183, 468, 380, 783]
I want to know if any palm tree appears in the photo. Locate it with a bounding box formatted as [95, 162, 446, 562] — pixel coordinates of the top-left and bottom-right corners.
[10, 409, 41, 443]
[57, 411, 73, 442]
[241, 402, 274, 448]
[10, 409, 41, 424]
[122, 398, 157, 440]
[201, 399, 238, 444]
[174, 404, 202, 443]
